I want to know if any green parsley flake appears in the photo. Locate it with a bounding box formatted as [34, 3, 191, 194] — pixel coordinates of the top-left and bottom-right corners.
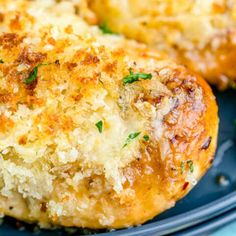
[24, 63, 49, 84]
[99, 23, 115, 34]
[123, 69, 152, 85]
[95, 120, 103, 133]
[123, 132, 141, 148]
[187, 160, 194, 173]
[143, 135, 150, 141]
[180, 161, 185, 174]
[0, 59, 4, 64]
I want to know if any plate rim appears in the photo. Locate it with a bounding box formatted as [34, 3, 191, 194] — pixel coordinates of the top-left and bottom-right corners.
[97, 191, 236, 236]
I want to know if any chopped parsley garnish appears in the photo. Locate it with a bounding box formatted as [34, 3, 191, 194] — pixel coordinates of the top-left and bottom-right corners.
[0, 59, 4, 64]
[187, 160, 194, 173]
[123, 68, 152, 85]
[25, 66, 39, 84]
[123, 132, 141, 148]
[180, 161, 185, 174]
[95, 120, 103, 133]
[99, 23, 115, 34]
[24, 63, 49, 84]
[143, 135, 150, 141]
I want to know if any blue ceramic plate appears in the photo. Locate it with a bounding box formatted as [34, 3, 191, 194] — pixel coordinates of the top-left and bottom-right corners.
[172, 208, 236, 236]
[0, 89, 235, 236]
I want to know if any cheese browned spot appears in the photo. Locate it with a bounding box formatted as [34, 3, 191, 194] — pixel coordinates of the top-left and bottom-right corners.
[88, 0, 236, 90]
[0, 0, 218, 229]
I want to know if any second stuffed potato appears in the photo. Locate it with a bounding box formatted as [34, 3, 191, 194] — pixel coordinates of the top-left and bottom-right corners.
[88, 0, 236, 90]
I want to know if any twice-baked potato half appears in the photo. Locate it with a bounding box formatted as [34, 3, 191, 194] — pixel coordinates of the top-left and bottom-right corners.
[0, 0, 218, 229]
[88, 0, 236, 90]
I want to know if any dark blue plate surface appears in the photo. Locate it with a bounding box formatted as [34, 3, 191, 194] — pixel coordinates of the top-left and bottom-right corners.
[0, 89, 235, 236]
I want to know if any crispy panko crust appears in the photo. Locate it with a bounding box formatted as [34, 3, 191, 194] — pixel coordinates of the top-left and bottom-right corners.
[88, 0, 236, 90]
[0, 0, 218, 229]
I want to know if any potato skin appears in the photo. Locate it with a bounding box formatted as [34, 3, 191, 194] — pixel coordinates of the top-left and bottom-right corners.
[0, 0, 218, 229]
[88, 0, 236, 90]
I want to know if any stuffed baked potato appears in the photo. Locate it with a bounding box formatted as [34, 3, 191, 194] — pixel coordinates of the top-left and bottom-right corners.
[0, 0, 218, 229]
[88, 0, 236, 90]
